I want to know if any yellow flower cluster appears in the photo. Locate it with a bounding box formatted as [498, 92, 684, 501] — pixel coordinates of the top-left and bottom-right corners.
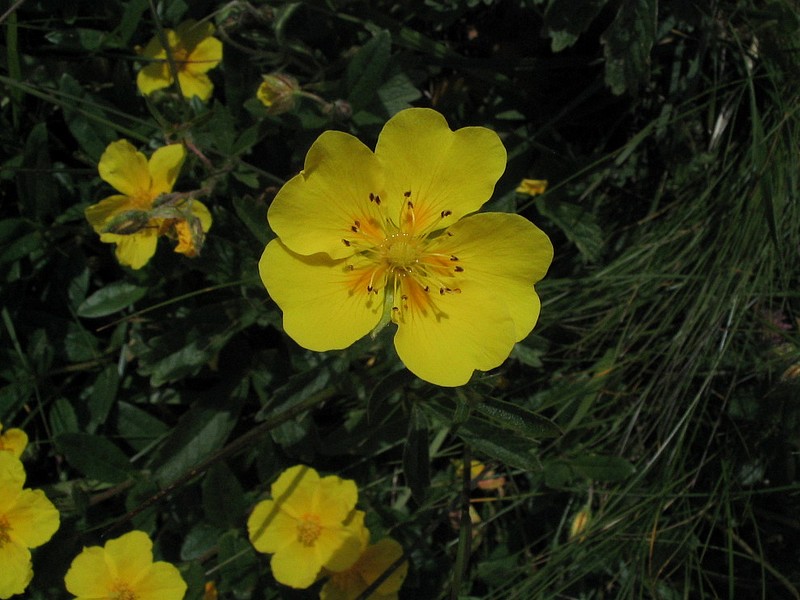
[85, 140, 212, 270]
[0, 429, 59, 599]
[247, 465, 407, 599]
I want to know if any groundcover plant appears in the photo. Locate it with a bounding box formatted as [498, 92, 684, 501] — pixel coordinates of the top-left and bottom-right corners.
[1, 1, 799, 598]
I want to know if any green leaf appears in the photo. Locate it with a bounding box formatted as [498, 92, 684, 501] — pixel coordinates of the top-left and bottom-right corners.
[601, 0, 656, 95]
[403, 403, 430, 504]
[536, 198, 603, 262]
[49, 397, 79, 436]
[543, 0, 609, 51]
[345, 30, 392, 111]
[233, 196, 269, 245]
[202, 462, 246, 528]
[568, 454, 636, 482]
[115, 401, 168, 452]
[472, 399, 562, 440]
[59, 74, 118, 161]
[88, 365, 119, 433]
[77, 281, 148, 318]
[17, 123, 58, 220]
[56, 432, 133, 484]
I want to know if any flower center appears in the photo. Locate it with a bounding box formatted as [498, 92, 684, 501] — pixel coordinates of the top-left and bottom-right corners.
[0, 515, 11, 547]
[296, 514, 322, 546]
[381, 233, 421, 271]
[110, 580, 137, 600]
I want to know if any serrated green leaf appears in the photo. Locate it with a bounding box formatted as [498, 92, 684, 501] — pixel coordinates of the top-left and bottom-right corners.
[601, 0, 656, 95]
[536, 198, 603, 262]
[569, 454, 635, 482]
[56, 432, 133, 484]
[77, 281, 148, 318]
[473, 399, 562, 440]
[403, 403, 430, 504]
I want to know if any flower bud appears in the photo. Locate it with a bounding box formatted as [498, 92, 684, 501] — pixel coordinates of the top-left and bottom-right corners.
[256, 73, 300, 115]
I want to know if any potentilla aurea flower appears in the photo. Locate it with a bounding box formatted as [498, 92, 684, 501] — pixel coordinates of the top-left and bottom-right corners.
[260, 108, 553, 386]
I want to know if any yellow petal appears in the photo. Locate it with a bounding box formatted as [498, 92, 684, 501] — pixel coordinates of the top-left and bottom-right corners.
[104, 530, 155, 583]
[148, 144, 185, 197]
[259, 240, 382, 351]
[314, 475, 358, 526]
[185, 37, 223, 75]
[107, 228, 159, 269]
[85, 195, 139, 233]
[357, 538, 407, 595]
[134, 561, 187, 600]
[139, 31, 168, 60]
[247, 500, 297, 554]
[428, 212, 553, 340]
[270, 541, 322, 589]
[176, 70, 214, 101]
[5, 488, 60, 548]
[98, 140, 150, 198]
[191, 200, 213, 232]
[0, 426, 27, 458]
[175, 20, 216, 52]
[270, 464, 319, 516]
[137, 62, 172, 95]
[393, 280, 517, 387]
[375, 108, 506, 235]
[0, 453, 25, 488]
[64, 546, 112, 597]
[267, 130, 385, 259]
[0, 541, 32, 598]
[315, 525, 363, 573]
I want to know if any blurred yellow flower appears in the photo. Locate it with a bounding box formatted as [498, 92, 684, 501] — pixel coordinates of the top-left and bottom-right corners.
[256, 73, 300, 115]
[0, 453, 60, 599]
[85, 139, 212, 269]
[137, 20, 222, 101]
[260, 108, 553, 386]
[0, 423, 27, 458]
[202, 580, 218, 600]
[569, 507, 591, 541]
[515, 178, 548, 196]
[64, 530, 186, 600]
[320, 530, 407, 600]
[247, 465, 363, 589]
[454, 459, 506, 492]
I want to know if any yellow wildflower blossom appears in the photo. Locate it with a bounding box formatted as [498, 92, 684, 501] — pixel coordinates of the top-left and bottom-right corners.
[85, 139, 212, 269]
[137, 20, 222, 101]
[247, 465, 363, 589]
[320, 525, 407, 600]
[0, 423, 27, 458]
[516, 178, 548, 196]
[260, 108, 553, 386]
[0, 453, 60, 599]
[64, 530, 186, 600]
[454, 459, 506, 492]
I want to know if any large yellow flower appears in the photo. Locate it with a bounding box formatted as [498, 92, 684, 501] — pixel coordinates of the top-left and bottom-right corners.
[137, 20, 222, 101]
[0, 423, 27, 458]
[260, 108, 553, 386]
[0, 453, 60, 599]
[247, 465, 364, 589]
[85, 139, 212, 269]
[64, 530, 187, 600]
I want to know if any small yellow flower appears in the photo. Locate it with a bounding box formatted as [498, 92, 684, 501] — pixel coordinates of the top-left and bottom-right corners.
[137, 20, 222, 101]
[64, 530, 186, 600]
[202, 581, 218, 600]
[256, 73, 300, 115]
[247, 465, 363, 589]
[85, 140, 212, 269]
[515, 178, 548, 196]
[320, 532, 408, 600]
[0, 453, 60, 599]
[260, 108, 553, 386]
[0, 423, 27, 458]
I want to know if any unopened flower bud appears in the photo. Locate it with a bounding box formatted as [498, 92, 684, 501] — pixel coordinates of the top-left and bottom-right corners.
[256, 73, 300, 115]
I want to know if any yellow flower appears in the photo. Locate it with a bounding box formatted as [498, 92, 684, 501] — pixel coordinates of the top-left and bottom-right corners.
[0, 453, 60, 599]
[515, 178, 548, 196]
[260, 108, 553, 386]
[320, 531, 407, 600]
[85, 140, 212, 269]
[569, 507, 591, 541]
[0, 423, 27, 458]
[256, 73, 300, 115]
[137, 20, 222, 101]
[454, 459, 506, 492]
[64, 530, 186, 600]
[247, 465, 363, 589]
